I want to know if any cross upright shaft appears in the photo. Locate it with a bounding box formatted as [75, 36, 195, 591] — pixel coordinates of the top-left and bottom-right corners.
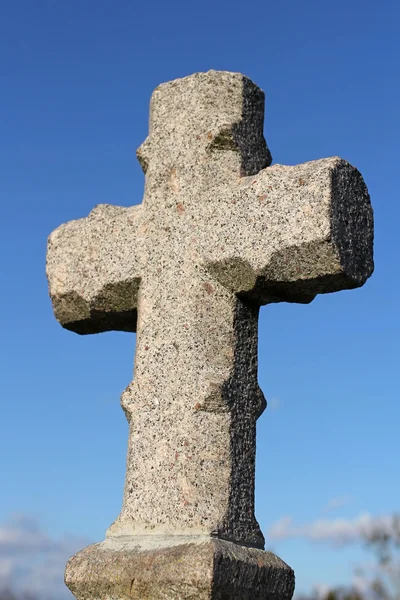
[46, 71, 374, 599]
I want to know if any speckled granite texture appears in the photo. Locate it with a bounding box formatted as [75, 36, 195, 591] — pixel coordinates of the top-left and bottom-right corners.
[65, 537, 295, 600]
[47, 70, 374, 599]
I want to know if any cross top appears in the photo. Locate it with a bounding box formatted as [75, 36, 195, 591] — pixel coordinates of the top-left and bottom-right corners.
[137, 71, 272, 186]
[47, 70, 373, 599]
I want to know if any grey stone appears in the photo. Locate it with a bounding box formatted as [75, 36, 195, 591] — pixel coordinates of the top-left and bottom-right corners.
[65, 536, 294, 600]
[46, 70, 374, 599]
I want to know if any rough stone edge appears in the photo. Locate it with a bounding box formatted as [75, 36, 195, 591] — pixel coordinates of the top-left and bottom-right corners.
[65, 537, 295, 600]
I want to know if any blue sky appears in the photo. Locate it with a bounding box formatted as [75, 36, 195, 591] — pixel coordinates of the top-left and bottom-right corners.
[1, 0, 398, 597]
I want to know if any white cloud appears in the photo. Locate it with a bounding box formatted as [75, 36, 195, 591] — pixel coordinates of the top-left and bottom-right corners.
[312, 583, 333, 599]
[269, 513, 394, 546]
[0, 515, 55, 555]
[0, 514, 89, 599]
[322, 496, 352, 514]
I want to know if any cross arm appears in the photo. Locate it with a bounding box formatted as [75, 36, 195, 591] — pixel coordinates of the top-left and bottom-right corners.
[46, 204, 143, 334]
[205, 157, 374, 304]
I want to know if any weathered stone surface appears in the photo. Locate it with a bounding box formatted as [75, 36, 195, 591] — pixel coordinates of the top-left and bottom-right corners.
[65, 537, 295, 600]
[46, 204, 141, 334]
[46, 70, 374, 599]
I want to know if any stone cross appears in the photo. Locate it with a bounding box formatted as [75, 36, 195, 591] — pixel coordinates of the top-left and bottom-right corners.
[46, 71, 374, 600]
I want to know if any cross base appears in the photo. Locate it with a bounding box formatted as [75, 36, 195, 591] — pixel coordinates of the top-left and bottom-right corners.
[65, 536, 294, 600]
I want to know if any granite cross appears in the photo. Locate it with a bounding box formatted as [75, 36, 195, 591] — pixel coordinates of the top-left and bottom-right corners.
[46, 71, 374, 600]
